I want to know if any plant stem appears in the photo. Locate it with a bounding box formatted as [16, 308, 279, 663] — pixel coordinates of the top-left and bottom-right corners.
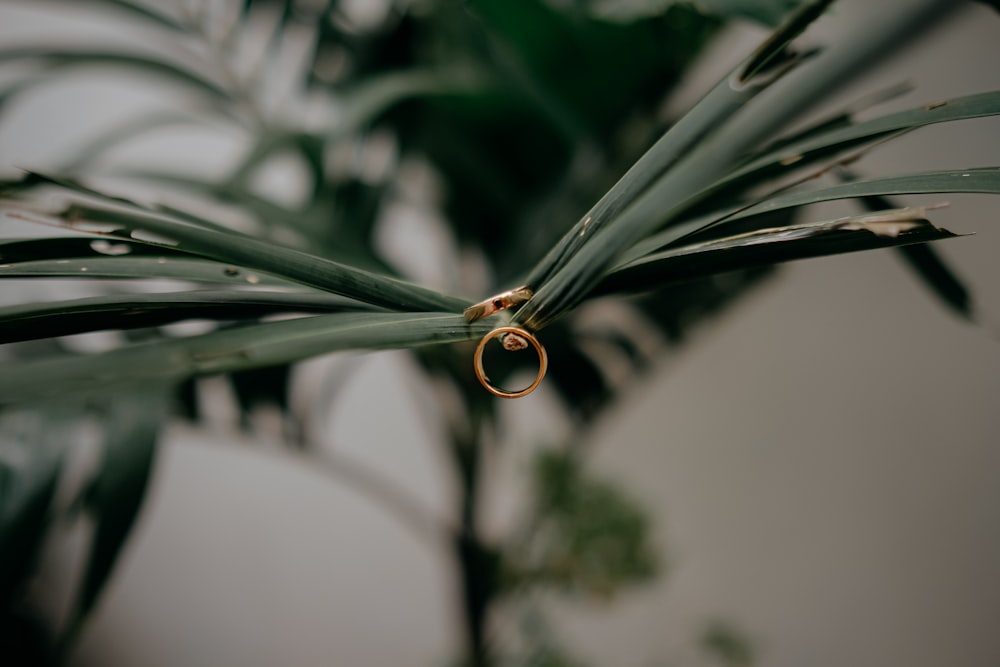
[449, 405, 498, 666]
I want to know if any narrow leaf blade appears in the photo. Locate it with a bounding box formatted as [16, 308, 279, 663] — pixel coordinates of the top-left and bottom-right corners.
[2, 173, 470, 312]
[735, 167, 1000, 219]
[0, 409, 67, 613]
[0, 289, 376, 344]
[716, 91, 1000, 196]
[62, 388, 167, 651]
[598, 207, 957, 294]
[896, 243, 972, 318]
[0, 312, 493, 404]
[521, 0, 834, 291]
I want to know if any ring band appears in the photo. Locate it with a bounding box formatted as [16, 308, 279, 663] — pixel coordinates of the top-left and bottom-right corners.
[464, 286, 533, 322]
[473, 326, 548, 399]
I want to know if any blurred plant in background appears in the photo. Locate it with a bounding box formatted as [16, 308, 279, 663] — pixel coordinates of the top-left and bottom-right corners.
[0, 0, 997, 664]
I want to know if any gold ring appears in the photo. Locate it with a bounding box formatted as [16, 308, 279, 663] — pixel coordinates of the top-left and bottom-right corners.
[473, 326, 548, 399]
[464, 286, 533, 322]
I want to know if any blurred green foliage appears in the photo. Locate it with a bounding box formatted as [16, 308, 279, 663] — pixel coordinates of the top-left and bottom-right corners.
[506, 449, 657, 599]
[1, 0, 996, 664]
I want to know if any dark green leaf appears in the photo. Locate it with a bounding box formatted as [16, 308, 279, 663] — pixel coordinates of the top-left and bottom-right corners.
[506, 449, 657, 598]
[553, 0, 803, 26]
[598, 207, 957, 294]
[0, 236, 296, 286]
[516, 0, 960, 331]
[2, 173, 470, 312]
[700, 0, 806, 27]
[701, 621, 754, 667]
[0, 289, 377, 344]
[520, 0, 826, 291]
[733, 167, 1000, 219]
[327, 67, 494, 141]
[896, 243, 972, 319]
[637, 167, 1000, 258]
[0, 409, 67, 614]
[715, 91, 1000, 196]
[737, 0, 834, 82]
[750, 82, 915, 154]
[0, 236, 172, 263]
[538, 324, 611, 418]
[0, 312, 493, 404]
[60, 388, 167, 653]
[0, 255, 293, 286]
[755, 112, 859, 155]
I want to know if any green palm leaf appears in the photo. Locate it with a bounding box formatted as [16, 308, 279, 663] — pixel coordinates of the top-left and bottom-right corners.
[514, 0, 961, 331]
[523, 0, 836, 289]
[734, 167, 1000, 219]
[0, 312, 491, 404]
[631, 167, 1000, 256]
[0, 289, 376, 344]
[2, 173, 469, 312]
[713, 90, 1000, 196]
[598, 207, 957, 294]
